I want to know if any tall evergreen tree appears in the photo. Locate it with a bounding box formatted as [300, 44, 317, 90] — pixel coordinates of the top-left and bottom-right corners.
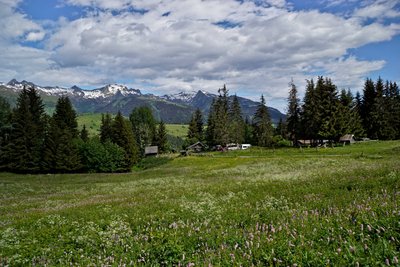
[80, 125, 89, 142]
[228, 95, 245, 144]
[301, 79, 320, 142]
[112, 111, 139, 170]
[129, 106, 157, 155]
[286, 80, 300, 144]
[187, 109, 203, 142]
[43, 96, 81, 172]
[100, 113, 113, 143]
[213, 85, 230, 146]
[6, 87, 47, 172]
[0, 96, 12, 169]
[205, 99, 217, 146]
[253, 95, 274, 147]
[156, 120, 168, 153]
[360, 78, 376, 138]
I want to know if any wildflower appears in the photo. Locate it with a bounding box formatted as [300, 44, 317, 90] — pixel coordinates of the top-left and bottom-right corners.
[360, 224, 364, 231]
[349, 246, 355, 254]
[367, 225, 372, 231]
[393, 256, 398, 264]
[385, 258, 390, 266]
[337, 248, 342, 254]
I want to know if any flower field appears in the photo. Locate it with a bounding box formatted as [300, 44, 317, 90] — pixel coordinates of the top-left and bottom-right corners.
[0, 141, 399, 266]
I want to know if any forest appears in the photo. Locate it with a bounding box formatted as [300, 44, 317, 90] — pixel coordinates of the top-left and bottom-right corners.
[0, 76, 399, 174]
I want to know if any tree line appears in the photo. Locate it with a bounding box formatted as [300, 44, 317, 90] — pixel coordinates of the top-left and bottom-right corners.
[0, 87, 168, 173]
[187, 77, 400, 148]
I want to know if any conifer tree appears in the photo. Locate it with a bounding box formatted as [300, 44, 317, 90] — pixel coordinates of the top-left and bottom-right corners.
[6, 87, 47, 172]
[0, 96, 11, 169]
[228, 95, 245, 144]
[80, 125, 89, 142]
[100, 113, 113, 143]
[43, 96, 81, 173]
[187, 109, 203, 142]
[301, 79, 319, 142]
[111, 111, 139, 170]
[205, 99, 217, 146]
[213, 85, 230, 146]
[253, 95, 273, 147]
[156, 120, 168, 153]
[129, 106, 157, 155]
[360, 78, 376, 138]
[243, 116, 253, 144]
[286, 80, 300, 144]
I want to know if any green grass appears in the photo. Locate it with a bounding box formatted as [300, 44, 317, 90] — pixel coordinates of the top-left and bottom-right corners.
[1, 141, 399, 265]
[77, 113, 188, 138]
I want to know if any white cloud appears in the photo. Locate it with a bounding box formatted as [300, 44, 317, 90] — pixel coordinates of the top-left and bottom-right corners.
[354, 0, 400, 19]
[1, 0, 399, 112]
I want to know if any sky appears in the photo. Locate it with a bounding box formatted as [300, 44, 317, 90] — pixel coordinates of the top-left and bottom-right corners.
[0, 0, 399, 112]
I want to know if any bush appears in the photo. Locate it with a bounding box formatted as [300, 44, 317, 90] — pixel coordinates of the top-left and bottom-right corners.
[78, 138, 126, 172]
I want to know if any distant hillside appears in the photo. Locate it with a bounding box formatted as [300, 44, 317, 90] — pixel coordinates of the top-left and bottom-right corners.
[0, 80, 286, 124]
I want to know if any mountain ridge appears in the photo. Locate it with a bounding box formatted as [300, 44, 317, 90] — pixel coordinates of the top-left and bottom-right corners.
[0, 79, 285, 124]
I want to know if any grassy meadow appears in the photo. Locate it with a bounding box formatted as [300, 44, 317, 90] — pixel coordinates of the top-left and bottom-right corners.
[1, 141, 400, 265]
[77, 113, 188, 138]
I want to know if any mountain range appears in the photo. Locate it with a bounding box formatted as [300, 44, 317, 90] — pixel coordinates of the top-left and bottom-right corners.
[0, 79, 285, 124]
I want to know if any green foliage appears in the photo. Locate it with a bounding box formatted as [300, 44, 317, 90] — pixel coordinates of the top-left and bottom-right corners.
[77, 137, 126, 172]
[80, 125, 89, 142]
[187, 109, 204, 142]
[0, 141, 399, 265]
[43, 96, 81, 173]
[0, 96, 11, 168]
[253, 95, 274, 147]
[111, 112, 139, 170]
[228, 95, 245, 144]
[286, 80, 300, 142]
[156, 120, 169, 153]
[129, 106, 157, 154]
[5, 87, 47, 172]
[100, 113, 113, 143]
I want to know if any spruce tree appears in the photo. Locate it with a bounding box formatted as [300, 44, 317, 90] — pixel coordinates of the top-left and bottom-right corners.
[213, 85, 230, 146]
[0, 96, 11, 169]
[187, 109, 203, 142]
[301, 79, 320, 142]
[253, 95, 273, 147]
[6, 87, 47, 172]
[43, 96, 81, 173]
[80, 125, 89, 142]
[156, 120, 168, 153]
[129, 106, 157, 155]
[286, 80, 300, 144]
[100, 113, 113, 143]
[360, 78, 376, 138]
[228, 95, 245, 144]
[111, 111, 139, 171]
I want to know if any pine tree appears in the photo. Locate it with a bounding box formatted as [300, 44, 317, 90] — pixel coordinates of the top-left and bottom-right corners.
[286, 80, 300, 144]
[228, 95, 245, 144]
[360, 78, 376, 138]
[205, 99, 217, 146]
[111, 111, 139, 170]
[129, 106, 157, 155]
[6, 86, 47, 172]
[214, 85, 230, 146]
[301, 79, 320, 142]
[187, 109, 203, 142]
[156, 120, 168, 153]
[100, 113, 113, 143]
[0, 96, 12, 169]
[243, 116, 253, 144]
[253, 95, 274, 147]
[43, 96, 81, 173]
[80, 125, 89, 142]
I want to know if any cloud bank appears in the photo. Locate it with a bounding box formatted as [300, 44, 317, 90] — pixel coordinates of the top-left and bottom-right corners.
[0, 0, 399, 111]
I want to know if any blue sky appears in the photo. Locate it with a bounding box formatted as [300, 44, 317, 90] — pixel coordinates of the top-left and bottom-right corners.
[1, 0, 399, 111]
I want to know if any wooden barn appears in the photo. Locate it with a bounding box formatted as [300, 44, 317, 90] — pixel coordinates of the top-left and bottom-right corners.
[339, 134, 355, 145]
[187, 142, 208, 153]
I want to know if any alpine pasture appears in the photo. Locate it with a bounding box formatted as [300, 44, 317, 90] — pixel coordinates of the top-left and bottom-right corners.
[1, 141, 399, 266]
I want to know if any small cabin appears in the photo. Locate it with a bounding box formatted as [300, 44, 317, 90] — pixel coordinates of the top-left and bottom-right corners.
[145, 146, 158, 156]
[339, 134, 355, 145]
[187, 142, 208, 153]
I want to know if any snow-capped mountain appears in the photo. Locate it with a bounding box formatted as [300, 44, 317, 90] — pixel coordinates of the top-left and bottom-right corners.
[5, 79, 141, 99]
[0, 79, 285, 123]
